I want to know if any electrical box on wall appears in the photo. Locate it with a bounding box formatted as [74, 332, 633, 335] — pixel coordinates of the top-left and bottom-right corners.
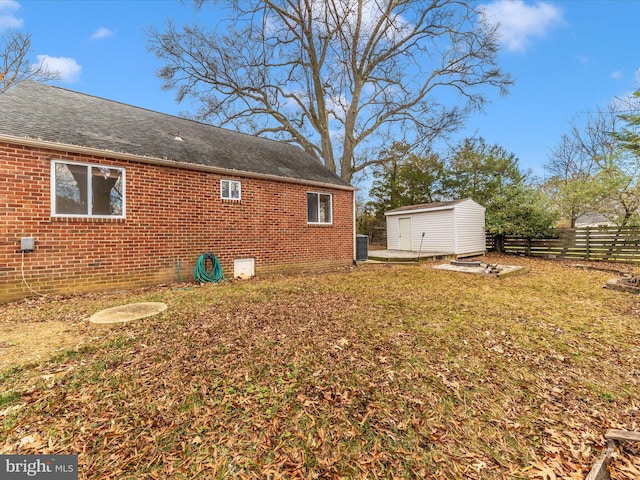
[20, 237, 35, 252]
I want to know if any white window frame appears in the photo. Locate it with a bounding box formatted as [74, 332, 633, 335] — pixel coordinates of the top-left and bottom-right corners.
[307, 191, 333, 225]
[221, 179, 241, 200]
[50, 159, 126, 218]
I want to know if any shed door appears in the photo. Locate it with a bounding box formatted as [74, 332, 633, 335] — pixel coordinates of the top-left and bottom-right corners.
[398, 217, 412, 251]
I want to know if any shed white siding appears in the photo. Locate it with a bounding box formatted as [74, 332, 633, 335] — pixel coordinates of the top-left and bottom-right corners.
[412, 209, 455, 252]
[453, 199, 486, 255]
[384, 199, 485, 257]
[386, 215, 401, 250]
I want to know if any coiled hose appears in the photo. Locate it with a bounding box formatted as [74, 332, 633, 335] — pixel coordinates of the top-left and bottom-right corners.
[194, 253, 225, 283]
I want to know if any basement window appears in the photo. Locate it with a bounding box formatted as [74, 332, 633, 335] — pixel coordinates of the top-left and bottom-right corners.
[221, 179, 241, 200]
[307, 192, 332, 224]
[51, 160, 125, 218]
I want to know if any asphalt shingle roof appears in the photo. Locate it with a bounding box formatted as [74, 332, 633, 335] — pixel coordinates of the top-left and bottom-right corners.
[0, 81, 351, 188]
[385, 199, 470, 214]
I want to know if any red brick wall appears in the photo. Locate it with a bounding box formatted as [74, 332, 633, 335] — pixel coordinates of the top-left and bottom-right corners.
[0, 142, 354, 303]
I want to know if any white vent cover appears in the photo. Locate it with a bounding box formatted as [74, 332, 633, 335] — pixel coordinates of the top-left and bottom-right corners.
[234, 258, 255, 279]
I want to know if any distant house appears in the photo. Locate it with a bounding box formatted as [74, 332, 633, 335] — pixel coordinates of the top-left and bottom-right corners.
[384, 199, 486, 257]
[0, 82, 355, 303]
[574, 213, 614, 228]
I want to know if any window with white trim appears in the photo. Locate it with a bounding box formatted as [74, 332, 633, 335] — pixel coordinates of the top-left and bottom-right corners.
[51, 160, 125, 218]
[221, 179, 241, 200]
[307, 192, 332, 224]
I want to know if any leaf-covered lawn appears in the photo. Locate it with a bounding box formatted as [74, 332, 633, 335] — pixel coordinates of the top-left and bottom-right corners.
[1, 255, 639, 479]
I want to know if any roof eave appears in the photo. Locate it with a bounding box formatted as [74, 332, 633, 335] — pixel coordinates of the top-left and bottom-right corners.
[0, 134, 356, 192]
[385, 205, 455, 216]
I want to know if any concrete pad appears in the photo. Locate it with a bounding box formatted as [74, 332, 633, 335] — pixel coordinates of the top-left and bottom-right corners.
[367, 249, 454, 262]
[89, 302, 167, 324]
[433, 263, 529, 278]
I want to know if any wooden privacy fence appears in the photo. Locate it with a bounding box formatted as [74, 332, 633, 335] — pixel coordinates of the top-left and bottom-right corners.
[487, 226, 640, 264]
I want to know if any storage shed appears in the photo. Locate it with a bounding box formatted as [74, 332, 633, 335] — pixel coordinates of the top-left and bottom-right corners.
[384, 199, 486, 257]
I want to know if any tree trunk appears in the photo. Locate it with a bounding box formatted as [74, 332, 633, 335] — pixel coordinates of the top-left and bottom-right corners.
[494, 234, 505, 254]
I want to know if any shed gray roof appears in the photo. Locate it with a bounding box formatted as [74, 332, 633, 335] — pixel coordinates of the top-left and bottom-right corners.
[385, 199, 473, 215]
[0, 81, 351, 188]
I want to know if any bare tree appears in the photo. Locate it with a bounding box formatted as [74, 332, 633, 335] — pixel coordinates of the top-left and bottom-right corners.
[545, 103, 640, 227]
[1, 31, 59, 93]
[148, 0, 511, 182]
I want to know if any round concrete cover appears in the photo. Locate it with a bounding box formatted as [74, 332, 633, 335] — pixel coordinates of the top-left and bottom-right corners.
[89, 302, 168, 324]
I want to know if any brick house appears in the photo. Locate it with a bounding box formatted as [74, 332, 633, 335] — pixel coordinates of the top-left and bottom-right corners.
[0, 82, 355, 303]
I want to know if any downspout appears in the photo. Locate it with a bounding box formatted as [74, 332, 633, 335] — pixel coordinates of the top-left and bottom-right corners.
[453, 208, 458, 256]
[352, 190, 357, 262]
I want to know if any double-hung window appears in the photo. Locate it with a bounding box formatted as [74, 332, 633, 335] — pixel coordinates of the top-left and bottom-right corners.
[221, 179, 241, 200]
[51, 160, 125, 218]
[307, 192, 332, 224]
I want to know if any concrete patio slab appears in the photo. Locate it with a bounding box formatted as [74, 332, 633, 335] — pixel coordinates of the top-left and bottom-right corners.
[366, 249, 455, 263]
[89, 302, 168, 324]
[433, 262, 529, 278]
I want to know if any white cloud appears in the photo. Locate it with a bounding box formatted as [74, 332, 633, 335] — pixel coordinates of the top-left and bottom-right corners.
[0, 0, 23, 29]
[324, 0, 412, 43]
[611, 70, 623, 81]
[33, 55, 82, 83]
[91, 27, 113, 40]
[576, 55, 589, 65]
[268, 0, 412, 47]
[480, 0, 564, 53]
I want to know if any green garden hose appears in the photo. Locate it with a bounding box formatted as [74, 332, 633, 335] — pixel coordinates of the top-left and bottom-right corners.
[194, 253, 225, 283]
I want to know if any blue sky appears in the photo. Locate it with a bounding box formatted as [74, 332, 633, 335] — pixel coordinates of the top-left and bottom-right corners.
[2, 0, 639, 183]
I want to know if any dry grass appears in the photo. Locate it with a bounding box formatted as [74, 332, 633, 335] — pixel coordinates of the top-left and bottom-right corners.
[1, 254, 639, 479]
